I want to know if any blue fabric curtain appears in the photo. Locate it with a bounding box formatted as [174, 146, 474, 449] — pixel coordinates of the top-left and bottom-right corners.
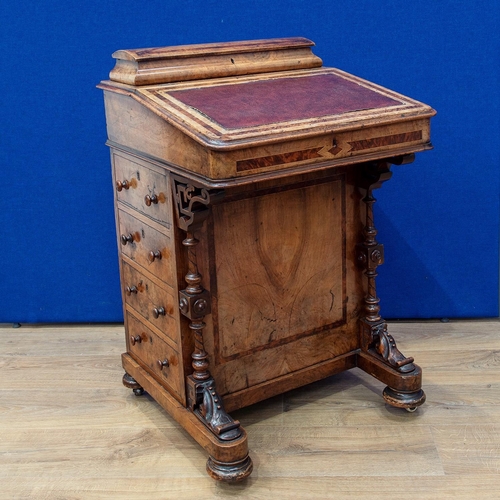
[1, 0, 498, 322]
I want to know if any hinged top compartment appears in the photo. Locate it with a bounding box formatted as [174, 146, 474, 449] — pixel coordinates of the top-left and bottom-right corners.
[99, 38, 436, 182]
[109, 37, 323, 86]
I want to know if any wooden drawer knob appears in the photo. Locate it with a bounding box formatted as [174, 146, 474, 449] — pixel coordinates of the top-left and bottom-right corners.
[148, 250, 162, 262]
[157, 359, 169, 370]
[130, 335, 142, 346]
[121, 233, 134, 245]
[116, 180, 130, 192]
[125, 286, 138, 296]
[152, 306, 166, 318]
[144, 194, 159, 206]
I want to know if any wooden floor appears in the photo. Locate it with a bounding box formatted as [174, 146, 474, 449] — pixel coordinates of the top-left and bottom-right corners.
[1, 321, 499, 499]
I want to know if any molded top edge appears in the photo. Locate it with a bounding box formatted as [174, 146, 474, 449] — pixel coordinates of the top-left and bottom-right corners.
[112, 37, 315, 62]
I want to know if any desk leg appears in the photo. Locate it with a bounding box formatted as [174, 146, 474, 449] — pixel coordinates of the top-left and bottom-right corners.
[356, 160, 426, 410]
[172, 177, 252, 481]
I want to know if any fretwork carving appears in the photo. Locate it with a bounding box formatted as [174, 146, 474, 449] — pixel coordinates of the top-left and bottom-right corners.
[171, 175, 223, 231]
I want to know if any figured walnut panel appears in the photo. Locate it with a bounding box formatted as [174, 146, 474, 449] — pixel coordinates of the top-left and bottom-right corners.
[212, 179, 347, 362]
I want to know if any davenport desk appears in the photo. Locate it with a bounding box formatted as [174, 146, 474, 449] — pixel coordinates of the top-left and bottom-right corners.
[98, 38, 436, 481]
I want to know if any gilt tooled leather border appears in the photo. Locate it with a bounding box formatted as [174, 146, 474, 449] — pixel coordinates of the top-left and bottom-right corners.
[166, 73, 401, 129]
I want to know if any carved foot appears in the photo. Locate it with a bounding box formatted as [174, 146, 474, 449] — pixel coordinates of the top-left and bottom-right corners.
[122, 372, 145, 396]
[206, 455, 253, 482]
[188, 377, 242, 441]
[361, 320, 416, 373]
[376, 324, 415, 373]
[383, 386, 426, 410]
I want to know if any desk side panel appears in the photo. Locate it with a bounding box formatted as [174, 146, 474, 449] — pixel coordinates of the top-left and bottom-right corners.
[198, 171, 364, 409]
[102, 90, 211, 177]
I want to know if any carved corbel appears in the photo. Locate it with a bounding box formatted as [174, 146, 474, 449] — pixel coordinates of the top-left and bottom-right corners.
[171, 175, 223, 231]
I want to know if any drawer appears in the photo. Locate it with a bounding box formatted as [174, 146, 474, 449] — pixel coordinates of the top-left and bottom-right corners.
[122, 261, 179, 344]
[126, 312, 184, 399]
[117, 209, 175, 286]
[113, 152, 171, 227]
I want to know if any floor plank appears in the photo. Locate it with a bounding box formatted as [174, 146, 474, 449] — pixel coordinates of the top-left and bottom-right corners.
[0, 321, 499, 499]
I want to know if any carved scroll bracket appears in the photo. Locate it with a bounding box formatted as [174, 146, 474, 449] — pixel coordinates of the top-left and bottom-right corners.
[186, 378, 242, 441]
[359, 319, 415, 373]
[171, 174, 224, 231]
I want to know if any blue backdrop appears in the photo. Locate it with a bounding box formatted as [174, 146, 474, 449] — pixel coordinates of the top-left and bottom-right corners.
[2, 1, 499, 322]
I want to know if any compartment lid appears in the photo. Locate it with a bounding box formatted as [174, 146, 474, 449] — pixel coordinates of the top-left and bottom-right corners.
[99, 38, 435, 150]
[109, 37, 322, 85]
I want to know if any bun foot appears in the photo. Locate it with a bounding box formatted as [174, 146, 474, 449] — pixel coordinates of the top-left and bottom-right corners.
[383, 386, 426, 410]
[123, 372, 145, 396]
[206, 455, 253, 482]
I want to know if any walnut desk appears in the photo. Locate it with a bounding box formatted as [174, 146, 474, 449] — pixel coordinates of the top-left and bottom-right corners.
[98, 37, 436, 482]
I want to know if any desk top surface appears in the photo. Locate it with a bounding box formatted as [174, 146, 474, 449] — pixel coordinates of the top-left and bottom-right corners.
[99, 38, 435, 156]
[166, 73, 400, 130]
[103, 67, 434, 150]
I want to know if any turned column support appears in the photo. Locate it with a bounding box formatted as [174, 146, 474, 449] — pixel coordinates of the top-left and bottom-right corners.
[356, 156, 425, 409]
[171, 175, 252, 480]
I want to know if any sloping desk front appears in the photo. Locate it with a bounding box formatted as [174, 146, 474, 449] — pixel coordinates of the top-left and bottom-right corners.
[98, 37, 436, 481]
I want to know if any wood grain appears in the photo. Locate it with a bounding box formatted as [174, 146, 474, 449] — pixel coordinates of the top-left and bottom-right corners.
[125, 313, 184, 400]
[108, 37, 322, 86]
[113, 151, 171, 228]
[122, 261, 178, 345]
[213, 179, 346, 359]
[1, 321, 499, 499]
[199, 173, 365, 404]
[116, 206, 174, 285]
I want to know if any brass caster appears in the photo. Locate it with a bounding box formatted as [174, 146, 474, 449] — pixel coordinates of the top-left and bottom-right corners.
[406, 406, 418, 413]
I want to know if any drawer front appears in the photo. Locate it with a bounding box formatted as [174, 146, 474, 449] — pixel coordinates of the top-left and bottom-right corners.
[113, 152, 171, 227]
[126, 312, 184, 399]
[122, 261, 179, 344]
[117, 209, 175, 286]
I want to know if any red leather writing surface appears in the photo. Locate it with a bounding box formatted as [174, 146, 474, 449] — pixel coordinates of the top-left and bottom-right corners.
[167, 73, 400, 129]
